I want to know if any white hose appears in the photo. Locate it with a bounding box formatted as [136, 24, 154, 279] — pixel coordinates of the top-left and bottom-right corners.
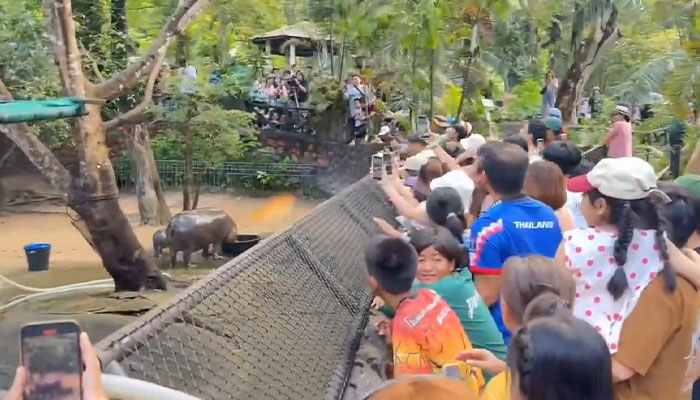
[102, 374, 203, 400]
[0, 283, 114, 313]
[0, 271, 113, 293]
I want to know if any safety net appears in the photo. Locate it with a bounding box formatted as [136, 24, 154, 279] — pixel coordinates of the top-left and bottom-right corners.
[95, 176, 395, 400]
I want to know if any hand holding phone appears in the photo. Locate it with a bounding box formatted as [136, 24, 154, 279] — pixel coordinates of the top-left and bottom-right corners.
[17, 322, 108, 400]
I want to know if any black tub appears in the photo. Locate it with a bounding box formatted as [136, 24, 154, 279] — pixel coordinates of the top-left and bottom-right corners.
[222, 234, 262, 257]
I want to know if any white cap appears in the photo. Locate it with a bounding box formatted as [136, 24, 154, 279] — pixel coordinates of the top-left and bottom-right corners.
[567, 157, 669, 202]
[403, 154, 430, 172]
[459, 134, 486, 154]
[430, 169, 475, 210]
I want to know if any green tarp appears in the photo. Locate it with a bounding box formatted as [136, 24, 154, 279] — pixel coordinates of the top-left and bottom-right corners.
[0, 98, 87, 124]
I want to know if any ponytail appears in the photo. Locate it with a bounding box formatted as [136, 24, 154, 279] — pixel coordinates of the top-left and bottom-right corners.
[590, 188, 678, 299]
[650, 201, 677, 293]
[444, 212, 466, 242]
[609, 202, 634, 300]
[522, 291, 571, 323]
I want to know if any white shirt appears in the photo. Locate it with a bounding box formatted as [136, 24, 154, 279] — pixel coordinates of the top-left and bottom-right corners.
[565, 190, 588, 229]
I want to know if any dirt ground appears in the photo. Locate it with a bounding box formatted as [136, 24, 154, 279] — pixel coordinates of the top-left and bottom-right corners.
[0, 191, 321, 301]
[0, 184, 322, 388]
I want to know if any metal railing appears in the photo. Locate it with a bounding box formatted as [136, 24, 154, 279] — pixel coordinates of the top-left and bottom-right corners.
[94, 177, 395, 400]
[113, 159, 318, 192]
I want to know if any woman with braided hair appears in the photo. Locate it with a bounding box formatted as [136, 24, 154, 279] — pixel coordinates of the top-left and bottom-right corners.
[507, 300, 614, 400]
[457, 255, 589, 399]
[562, 157, 700, 399]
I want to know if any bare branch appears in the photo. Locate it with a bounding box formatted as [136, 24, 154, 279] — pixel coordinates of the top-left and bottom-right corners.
[44, 0, 92, 96]
[79, 41, 105, 82]
[0, 78, 72, 195]
[0, 144, 16, 170]
[95, 0, 211, 100]
[102, 50, 167, 130]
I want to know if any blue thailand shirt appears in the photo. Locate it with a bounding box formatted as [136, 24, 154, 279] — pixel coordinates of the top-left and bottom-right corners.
[468, 196, 563, 343]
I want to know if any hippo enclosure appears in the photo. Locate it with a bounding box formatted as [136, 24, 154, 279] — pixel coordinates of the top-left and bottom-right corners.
[94, 176, 394, 400]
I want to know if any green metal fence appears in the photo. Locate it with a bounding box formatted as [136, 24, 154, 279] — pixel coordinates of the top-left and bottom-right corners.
[113, 159, 318, 192]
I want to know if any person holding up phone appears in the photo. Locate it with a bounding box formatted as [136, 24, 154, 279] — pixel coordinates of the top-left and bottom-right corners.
[4, 331, 108, 400]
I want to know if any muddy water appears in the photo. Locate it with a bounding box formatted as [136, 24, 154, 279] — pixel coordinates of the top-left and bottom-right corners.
[0, 190, 320, 305]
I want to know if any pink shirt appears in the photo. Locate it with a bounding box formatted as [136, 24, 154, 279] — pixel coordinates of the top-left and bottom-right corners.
[607, 121, 633, 158]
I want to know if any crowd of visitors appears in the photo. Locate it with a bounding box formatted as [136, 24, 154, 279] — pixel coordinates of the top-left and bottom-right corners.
[366, 114, 700, 399]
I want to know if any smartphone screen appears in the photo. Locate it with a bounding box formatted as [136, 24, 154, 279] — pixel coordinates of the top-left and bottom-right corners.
[372, 155, 384, 180]
[21, 321, 82, 400]
[443, 364, 462, 381]
[417, 115, 429, 134]
[382, 152, 393, 175]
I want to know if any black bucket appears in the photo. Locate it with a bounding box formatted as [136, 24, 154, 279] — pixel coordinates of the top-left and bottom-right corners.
[24, 243, 51, 272]
[222, 235, 262, 257]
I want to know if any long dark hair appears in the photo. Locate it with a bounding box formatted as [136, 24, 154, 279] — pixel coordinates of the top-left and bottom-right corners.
[508, 302, 614, 400]
[586, 189, 675, 300]
[426, 187, 467, 241]
[409, 226, 468, 271]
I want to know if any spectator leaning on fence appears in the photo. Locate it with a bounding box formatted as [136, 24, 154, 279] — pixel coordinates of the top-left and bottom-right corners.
[560, 157, 700, 400]
[364, 235, 485, 393]
[468, 141, 563, 344]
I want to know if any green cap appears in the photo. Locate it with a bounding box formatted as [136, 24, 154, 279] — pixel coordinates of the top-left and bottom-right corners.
[675, 174, 700, 199]
[544, 117, 563, 133]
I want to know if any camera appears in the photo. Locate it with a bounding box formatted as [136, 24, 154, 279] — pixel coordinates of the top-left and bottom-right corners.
[285, 78, 298, 87]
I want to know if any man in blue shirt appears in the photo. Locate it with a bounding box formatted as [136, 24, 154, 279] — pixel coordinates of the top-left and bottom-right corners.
[468, 141, 563, 343]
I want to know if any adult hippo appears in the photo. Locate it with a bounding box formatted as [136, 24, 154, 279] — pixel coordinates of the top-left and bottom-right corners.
[166, 208, 238, 268]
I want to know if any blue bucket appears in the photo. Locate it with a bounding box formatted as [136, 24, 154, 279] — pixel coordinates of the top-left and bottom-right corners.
[24, 243, 51, 272]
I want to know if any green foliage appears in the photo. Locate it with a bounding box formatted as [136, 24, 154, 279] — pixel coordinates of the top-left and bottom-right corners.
[151, 93, 263, 163]
[501, 79, 541, 120]
[309, 77, 345, 112]
[254, 158, 297, 189]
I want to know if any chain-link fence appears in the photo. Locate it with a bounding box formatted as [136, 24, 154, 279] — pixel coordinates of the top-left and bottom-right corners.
[95, 176, 394, 400]
[113, 159, 318, 193]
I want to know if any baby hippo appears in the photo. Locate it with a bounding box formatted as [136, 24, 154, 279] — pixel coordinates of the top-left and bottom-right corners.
[153, 228, 168, 258]
[166, 208, 238, 268]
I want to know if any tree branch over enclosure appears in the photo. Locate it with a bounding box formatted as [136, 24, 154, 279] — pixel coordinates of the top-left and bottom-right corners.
[102, 50, 167, 130]
[0, 78, 72, 195]
[43, 0, 91, 96]
[79, 41, 105, 82]
[94, 0, 211, 100]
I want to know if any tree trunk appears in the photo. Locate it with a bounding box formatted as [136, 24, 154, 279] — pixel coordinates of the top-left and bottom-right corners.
[71, 105, 167, 291]
[127, 124, 171, 225]
[456, 55, 473, 119]
[219, 19, 229, 65]
[429, 49, 435, 121]
[684, 139, 700, 174]
[34, 0, 215, 291]
[110, 0, 129, 70]
[183, 128, 193, 211]
[555, 3, 621, 124]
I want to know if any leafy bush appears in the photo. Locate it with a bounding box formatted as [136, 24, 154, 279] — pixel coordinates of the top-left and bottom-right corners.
[309, 77, 345, 112]
[151, 94, 264, 163]
[501, 79, 542, 120]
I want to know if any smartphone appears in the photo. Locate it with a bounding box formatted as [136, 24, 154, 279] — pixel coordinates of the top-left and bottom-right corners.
[536, 138, 545, 154]
[383, 152, 394, 175]
[372, 154, 384, 180]
[417, 115, 430, 134]
[21, 321, 83, 400]
[443, 363, 463, 381]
